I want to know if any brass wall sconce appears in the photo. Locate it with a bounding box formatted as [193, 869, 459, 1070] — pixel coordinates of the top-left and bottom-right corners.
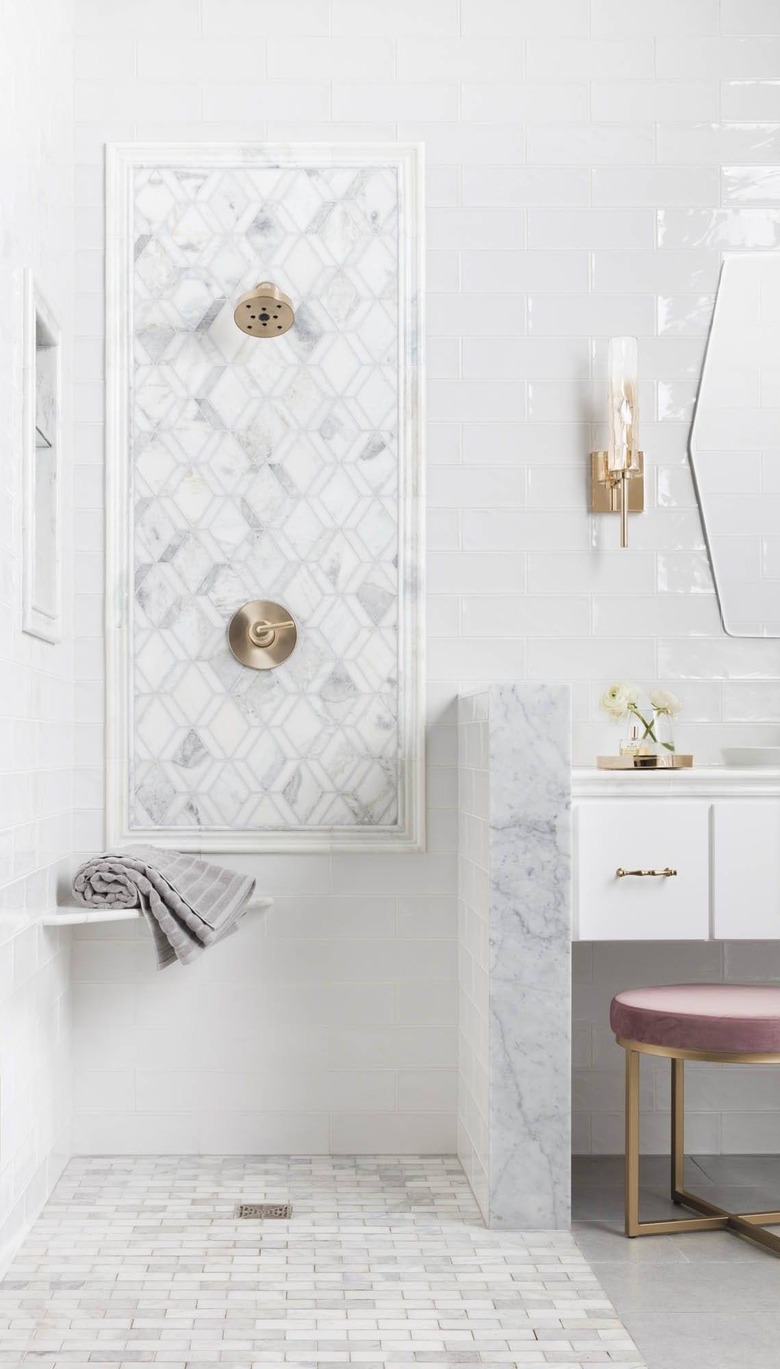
[590, 336, 645, 548]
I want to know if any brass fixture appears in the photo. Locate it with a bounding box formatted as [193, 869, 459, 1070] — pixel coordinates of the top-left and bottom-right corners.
[590, 450, 645, 548]
[596, 753, 693, 770]
[616, 867, 677, 878]
[620, 1036, 780, 1255]
[233, 281, 295, 337]
[590, 336, 645, 548]
[228, 600, 297, 670]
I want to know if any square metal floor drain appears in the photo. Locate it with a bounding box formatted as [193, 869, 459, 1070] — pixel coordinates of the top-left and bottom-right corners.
[234, 1202, 292, 1219]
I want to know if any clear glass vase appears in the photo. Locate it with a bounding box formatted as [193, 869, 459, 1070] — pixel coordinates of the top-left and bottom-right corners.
[652, 709, 675, 754]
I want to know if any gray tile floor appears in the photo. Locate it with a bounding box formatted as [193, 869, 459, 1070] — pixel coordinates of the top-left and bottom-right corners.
[574, 1155, 780, 1369]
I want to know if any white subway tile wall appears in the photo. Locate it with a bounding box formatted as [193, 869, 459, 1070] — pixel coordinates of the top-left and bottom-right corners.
[71, 0, 780, 1152]
[0, 0, 74, 1259]
[71, 900, 457, 1154]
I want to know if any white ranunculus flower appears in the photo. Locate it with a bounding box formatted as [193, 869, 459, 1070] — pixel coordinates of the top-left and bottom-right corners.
[600, 681, 641, 720]
[649, 688, 682, 717]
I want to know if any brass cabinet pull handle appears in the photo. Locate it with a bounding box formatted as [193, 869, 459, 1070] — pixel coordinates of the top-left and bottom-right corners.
[616, 867, 677, 878]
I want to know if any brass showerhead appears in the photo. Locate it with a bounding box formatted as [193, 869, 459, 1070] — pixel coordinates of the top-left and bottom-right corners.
[233, 281, 294, 337]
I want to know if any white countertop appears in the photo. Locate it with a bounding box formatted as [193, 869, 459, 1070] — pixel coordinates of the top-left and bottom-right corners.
[573, 765, 780, 797]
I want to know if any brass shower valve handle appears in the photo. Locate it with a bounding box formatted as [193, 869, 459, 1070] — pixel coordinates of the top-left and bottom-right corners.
[616, 867, 678, 878]
[228, 600, 298, 670]
[248, 618, 295, 646]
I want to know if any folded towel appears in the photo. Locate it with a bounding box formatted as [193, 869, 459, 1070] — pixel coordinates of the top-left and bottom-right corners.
[72, 846, 257, 970]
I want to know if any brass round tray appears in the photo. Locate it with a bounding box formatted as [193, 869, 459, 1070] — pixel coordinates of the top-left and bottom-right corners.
[597, 754, 693, 770]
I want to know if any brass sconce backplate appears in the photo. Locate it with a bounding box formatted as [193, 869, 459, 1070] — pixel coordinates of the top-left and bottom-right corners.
[590, 451, 645, 514]
[228, 600, 297, 670]
[590, 451, 645, 548]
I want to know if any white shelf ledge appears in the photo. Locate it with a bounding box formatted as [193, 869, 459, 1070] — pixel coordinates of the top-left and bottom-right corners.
[40, 898, 273, 928]
[41, 909, 142, 927]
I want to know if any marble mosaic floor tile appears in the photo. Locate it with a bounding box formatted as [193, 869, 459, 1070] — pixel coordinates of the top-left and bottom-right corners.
[0, 1155, 644, 1367]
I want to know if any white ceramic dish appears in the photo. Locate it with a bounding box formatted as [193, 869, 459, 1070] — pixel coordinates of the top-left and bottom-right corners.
[722, 747, 780, 767]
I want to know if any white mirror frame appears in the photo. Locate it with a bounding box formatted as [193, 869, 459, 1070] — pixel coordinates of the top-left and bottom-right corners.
[690, 252, 780, 637]
[22, 269, 62, 644]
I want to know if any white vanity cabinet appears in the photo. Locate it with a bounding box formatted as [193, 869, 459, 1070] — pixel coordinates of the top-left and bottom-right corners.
[712, 802, 780, 939]
[575, 800, 709, 940]
[572, 770, 780, 941]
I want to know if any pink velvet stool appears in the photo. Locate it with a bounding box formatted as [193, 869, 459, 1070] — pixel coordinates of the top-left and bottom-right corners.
[610, 983, 780, 1256]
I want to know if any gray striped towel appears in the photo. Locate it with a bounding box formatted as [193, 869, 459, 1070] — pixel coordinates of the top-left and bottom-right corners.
[72, 846, 258, 969]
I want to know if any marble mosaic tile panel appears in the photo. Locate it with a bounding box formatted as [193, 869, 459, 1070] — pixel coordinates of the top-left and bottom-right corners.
[106, 146, 424, 851]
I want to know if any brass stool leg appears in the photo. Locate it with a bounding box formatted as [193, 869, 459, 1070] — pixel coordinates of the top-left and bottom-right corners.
[623, 1045, 722, 1238]
[671, 1057, 684, 1202]
[625, 1048, 640, 1236]
[618, 1036, 780, 1250]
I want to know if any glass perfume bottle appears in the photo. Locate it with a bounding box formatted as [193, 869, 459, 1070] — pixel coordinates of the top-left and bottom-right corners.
[620, 718, 644, 757]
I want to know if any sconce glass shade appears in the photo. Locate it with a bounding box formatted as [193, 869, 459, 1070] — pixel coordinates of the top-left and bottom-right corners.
[607, 336, 640, 475]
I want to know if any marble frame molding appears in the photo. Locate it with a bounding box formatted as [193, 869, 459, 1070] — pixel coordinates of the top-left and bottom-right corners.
[105, 143, 425, 852]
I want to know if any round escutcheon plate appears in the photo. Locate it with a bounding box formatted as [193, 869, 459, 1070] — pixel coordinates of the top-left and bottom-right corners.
[227, 600, 297, 670]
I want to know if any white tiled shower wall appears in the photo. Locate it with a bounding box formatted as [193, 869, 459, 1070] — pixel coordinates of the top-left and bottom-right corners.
[0, 0, 74, 1260]
[70, 0, 780, 1153]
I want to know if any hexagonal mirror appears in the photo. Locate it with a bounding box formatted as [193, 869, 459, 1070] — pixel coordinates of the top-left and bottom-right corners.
[691, 253, 780, 636]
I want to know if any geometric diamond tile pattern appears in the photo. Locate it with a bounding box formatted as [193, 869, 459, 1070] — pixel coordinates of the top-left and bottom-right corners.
[130, 164, 402, 831]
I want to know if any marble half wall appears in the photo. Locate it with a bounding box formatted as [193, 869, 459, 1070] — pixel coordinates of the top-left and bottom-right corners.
[458, 684, 572, 1229]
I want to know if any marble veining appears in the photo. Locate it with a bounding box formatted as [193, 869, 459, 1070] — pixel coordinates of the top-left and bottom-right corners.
[459, 684, 572, 1229]
[106, 145, 424, 851]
